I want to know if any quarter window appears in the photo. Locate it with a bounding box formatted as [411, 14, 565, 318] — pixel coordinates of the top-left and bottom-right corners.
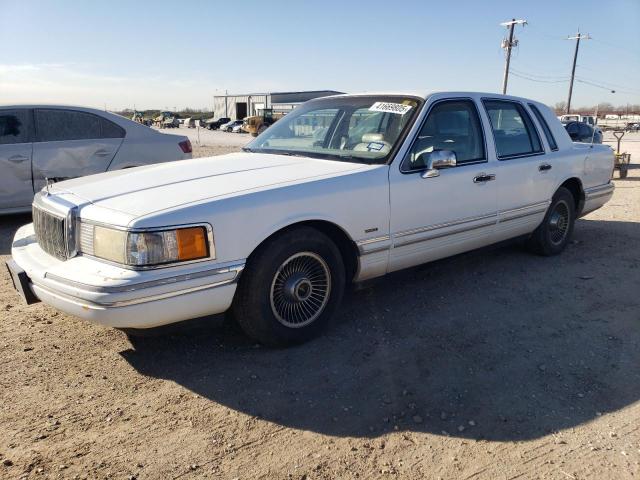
[405, 99, 485, 170]
[483, 100, 543, 158]
[528, 103, 558, 151]
[35, 109, 125, 142]
[0, 109, 30, 145]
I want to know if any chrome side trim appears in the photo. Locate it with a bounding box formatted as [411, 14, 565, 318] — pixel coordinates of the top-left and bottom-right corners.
[356, 235, 391, 255]
[394, 212, 497, 239]
[499, 201, 550, 216]
[498, 208, 547, 223]
[498, 201, 550, 223]
[44, 262, 245, 294]
[394, 219, 496, 248]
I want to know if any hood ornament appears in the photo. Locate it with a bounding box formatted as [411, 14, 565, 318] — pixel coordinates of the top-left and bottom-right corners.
[44, 177, 54, 196]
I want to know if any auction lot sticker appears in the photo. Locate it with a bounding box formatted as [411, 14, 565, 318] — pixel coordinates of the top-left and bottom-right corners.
[369, 102, 413, 115]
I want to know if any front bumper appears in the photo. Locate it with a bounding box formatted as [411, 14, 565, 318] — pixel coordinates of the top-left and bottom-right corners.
[9, 224, 244, 329]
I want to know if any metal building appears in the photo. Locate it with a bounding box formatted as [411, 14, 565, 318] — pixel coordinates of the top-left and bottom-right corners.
[212, 90, 343, 120]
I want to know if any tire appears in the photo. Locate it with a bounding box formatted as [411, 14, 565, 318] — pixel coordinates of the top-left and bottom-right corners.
[619, 163, 629, 179]
[231, 227, 346, 346]
[527, 186, 576, 256]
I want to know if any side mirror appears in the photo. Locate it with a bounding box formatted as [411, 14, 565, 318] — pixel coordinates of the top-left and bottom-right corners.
[419, 150, 457, 178]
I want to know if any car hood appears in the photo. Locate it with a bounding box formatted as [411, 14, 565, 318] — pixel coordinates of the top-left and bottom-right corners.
[50, 152, 376, 219]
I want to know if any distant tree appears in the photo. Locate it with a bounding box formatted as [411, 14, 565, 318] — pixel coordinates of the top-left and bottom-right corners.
[554, 102, 567, 115]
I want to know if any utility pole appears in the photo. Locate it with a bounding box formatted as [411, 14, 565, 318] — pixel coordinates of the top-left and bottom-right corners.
[566, 30, 591, 114]
[500, 18, 527, 94]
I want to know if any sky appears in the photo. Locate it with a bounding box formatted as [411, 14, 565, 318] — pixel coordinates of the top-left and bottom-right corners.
[1, 0, 639, 111]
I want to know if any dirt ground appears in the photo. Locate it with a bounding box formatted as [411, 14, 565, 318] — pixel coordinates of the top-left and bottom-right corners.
[1, 134, 639, 480]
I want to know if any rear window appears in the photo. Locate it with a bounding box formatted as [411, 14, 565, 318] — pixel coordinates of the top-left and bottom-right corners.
[528, 104, 558, 151]
[35, 109, 125, 142]
[483, 100, 543, 159]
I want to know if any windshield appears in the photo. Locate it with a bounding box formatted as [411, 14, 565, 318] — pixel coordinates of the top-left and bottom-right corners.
[245, 95, 422, 164]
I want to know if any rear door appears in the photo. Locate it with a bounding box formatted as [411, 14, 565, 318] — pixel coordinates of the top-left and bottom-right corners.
[32, 109, 125, 191]
[0, 108, 34, 210]
[482, 99, 557, 242]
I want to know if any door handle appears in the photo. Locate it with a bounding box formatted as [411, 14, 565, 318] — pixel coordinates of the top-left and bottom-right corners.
[94, 150, 112, 157]
[473, 173, 496, 183]
[539, 163, 552, 172]
[8, 155, 29, 163]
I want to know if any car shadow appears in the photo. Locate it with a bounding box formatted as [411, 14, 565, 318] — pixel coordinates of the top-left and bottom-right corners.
[0, 214, 31, 255]
[121, 218, 640, 441]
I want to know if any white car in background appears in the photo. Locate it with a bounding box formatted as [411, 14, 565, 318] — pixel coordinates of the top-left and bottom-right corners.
[7, 92, 614, 346]
[0, 105, 192, 214]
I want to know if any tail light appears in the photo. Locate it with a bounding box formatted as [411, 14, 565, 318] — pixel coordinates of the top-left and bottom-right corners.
[179, 139, 192, 154]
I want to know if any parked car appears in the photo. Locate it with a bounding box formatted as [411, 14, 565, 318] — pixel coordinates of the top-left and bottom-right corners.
[183, 117, 196, 128]
[559, 114, 596, 126]
[231, 123, 245, 133]
[205, 117, 231, 130]
[563, 121, 603, 144]
[221, 120, 243, 132]
[0, 105, 192, 214]
[7, 93, 614, 346]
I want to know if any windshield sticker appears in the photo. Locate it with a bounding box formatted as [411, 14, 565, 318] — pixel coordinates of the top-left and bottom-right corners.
[366, 142, 386, 151]
[369, 102, 413, 115]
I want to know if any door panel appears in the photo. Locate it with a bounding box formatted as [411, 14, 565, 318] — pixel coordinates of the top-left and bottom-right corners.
[388, 97, 498, 272]
[32, 109, 123, 191]
[0, 109, 33, 210]
[32, 139, 121, 191]
[481, 100, 557, 241]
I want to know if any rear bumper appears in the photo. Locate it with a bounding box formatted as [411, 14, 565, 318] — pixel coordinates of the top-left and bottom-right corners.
[9, 224, 243, 329]
[581, 182, 615, 217]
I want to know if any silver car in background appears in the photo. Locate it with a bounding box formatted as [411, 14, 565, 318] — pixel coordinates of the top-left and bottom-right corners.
[0, 105, 193, 214]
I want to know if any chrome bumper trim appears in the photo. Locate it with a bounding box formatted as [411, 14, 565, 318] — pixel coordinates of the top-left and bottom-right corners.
[585, 182, 614, 198]
[34, 269, 242, 309]
[44, 262, 245, 294]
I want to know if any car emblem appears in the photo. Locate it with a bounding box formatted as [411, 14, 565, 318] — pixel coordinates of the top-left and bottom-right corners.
[44, 177, 54, 195]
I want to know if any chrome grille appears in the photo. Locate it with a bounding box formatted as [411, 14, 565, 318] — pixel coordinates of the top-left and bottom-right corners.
[32, 205, 68, 260]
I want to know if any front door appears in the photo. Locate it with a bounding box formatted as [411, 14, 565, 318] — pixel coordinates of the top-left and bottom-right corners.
[32, 109, 124, 191]
[388, 97, 498, 272]
[0, 109, 34, 211]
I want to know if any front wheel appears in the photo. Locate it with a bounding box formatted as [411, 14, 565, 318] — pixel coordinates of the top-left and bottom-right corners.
[527, 186, 575, 256]
[231, 227, 346, 346]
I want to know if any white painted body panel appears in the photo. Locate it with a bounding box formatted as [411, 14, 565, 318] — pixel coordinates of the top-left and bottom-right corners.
[9, 92, 615, 329]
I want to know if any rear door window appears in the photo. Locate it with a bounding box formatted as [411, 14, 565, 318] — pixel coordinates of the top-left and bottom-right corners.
[35, 109, 124, 142]
[0, 109, 31, 145]
[483, 100, 543, 159]
[528, 104, 558, 151]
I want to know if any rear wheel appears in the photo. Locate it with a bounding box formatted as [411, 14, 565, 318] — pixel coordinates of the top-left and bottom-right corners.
[527, 187, 575, 256]
[232, 227, 345, 346]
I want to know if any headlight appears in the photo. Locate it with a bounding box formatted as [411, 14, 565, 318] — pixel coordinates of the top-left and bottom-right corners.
[81, 224, 212, 267]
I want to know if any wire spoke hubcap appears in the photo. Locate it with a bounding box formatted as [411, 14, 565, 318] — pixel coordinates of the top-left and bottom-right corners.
[270, 252, 331, 328]
[548, 200, 570, 245]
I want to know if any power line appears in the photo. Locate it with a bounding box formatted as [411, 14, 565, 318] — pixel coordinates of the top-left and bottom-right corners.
[500, 18, 527, 94]
[510, 71, 568, 83]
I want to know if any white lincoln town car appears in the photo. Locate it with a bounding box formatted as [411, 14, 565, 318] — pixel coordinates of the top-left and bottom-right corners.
[7, 92, 614, 346]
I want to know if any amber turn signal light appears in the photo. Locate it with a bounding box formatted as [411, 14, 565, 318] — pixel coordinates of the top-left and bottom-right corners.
[176, 227, 208, 261]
